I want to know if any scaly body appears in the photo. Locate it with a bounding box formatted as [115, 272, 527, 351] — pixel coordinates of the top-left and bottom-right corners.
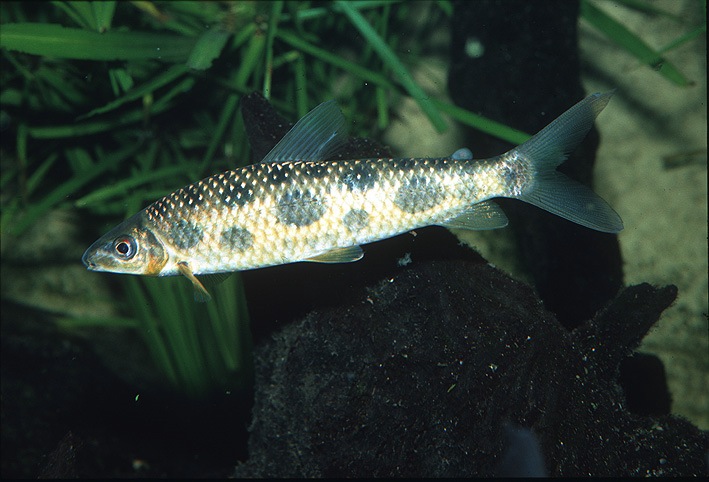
[83, 93, 623, 300]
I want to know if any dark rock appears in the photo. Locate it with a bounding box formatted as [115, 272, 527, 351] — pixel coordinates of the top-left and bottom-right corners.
[234, 260, 706, 477]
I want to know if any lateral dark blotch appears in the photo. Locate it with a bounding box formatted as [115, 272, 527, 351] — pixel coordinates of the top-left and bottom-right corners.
[220, 226, 253, 252]
[340, 161, 379, 191]
[220, 172, 254, 206]
[342, 209, 369, 233]
[394, 175, 444, 214]
[169, 219, 203, 250]
[276, 189, 327, 227]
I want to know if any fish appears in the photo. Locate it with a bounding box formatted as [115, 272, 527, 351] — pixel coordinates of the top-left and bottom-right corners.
[82, 92, 623, 301]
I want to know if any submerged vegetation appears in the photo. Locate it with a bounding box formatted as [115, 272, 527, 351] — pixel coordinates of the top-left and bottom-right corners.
[0, 0, 703, 397]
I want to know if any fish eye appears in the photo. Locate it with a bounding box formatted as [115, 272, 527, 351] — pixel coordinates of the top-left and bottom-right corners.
[113, 236, 137, 260]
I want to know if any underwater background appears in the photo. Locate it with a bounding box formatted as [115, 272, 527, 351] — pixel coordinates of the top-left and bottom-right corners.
[1, 0, 706, 477]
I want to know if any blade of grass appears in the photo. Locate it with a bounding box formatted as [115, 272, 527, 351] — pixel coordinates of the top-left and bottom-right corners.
[262, 1, 284, 98]
[91, 0, 117, 32]
[56, 315, 139, 330]
[79, 64, 190, 119]
[282, 0, 401, 22]
[200, 31, 266, 171]
[26, 153, 59, 195]
[144, 276, 203, 395]
[186, 28, 231, 71]
[431, 98, 531, 145]
[277, 29, 395, 92]
[294, 52, 308, 117]
[49, 1, 96, 30]
[0, 23, 196, 61]
[125, 277, 180, 387]
[74, 165, 191, 207]
[336, 1, 447, 132]
[580, 0, 691, 86]
[659, 24, 706, 54]
[8, 143, 140, 235]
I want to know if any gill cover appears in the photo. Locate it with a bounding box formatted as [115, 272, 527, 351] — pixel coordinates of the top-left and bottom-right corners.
[82, 213, 168, 276]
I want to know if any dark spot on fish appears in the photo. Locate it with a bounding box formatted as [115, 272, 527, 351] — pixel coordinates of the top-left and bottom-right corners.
[220, 226, 253, 252]
[342, 209, 369, 233]
[276, 189, 327, 227]
[340, 161, 379, 191]
[219, 172, 254, 206]
[394, 175, 444, 213]
[304, 162, 330, 178]
[169, 219, 203, 250]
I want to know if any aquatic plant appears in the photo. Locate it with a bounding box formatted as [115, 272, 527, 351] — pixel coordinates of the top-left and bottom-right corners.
[0, 1, 702, 397]
[0, 0, 463, 398]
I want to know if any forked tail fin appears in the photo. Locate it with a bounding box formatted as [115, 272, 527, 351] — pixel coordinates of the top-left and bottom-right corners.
[513, 92, 623, 233]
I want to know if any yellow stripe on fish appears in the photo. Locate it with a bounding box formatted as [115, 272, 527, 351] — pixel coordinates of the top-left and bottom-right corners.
[83, 93, 623, 301]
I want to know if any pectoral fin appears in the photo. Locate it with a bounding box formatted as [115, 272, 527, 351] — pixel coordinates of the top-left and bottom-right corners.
[304, 245, 364, 263]
[177, 261, 212, 302]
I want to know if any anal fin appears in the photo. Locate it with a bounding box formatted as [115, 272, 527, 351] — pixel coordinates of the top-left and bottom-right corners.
[438, 201, 509, 231]
[304, 245, 364, 263]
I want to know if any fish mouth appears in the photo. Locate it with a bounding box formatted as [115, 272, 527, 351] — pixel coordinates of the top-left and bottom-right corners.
[81, 246, 99, 270]
[82, 250, 95, 269]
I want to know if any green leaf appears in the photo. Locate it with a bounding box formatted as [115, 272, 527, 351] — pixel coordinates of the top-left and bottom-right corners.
[91, 0, 116, 32]
[79, 64, 190, 119]
[431, 99, 531, 145]
[186, 28, 231, 70]
[580, 0, 691, 86]
[336, 1, 448, 132]
[9, 143, 141, 236]
[0, 23, 196, 61]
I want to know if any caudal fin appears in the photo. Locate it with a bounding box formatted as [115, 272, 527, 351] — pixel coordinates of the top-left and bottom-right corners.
[513, 92, 623, 233]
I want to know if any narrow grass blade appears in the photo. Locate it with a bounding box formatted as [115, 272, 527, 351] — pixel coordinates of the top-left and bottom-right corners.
[0, 23, 196, 61]
[91, 0, 117, 32]
[187, 28, 231, 71]
[263, 2, 286, 98]
[580, 0, 691, 86]
[74, 165, 190, 208]
[277, 29, 395, 92]
[79, 64, 190, 119]
[336, 1, 447, 132]
[10, 143, 140, 235]
[431, 99, 531, 145]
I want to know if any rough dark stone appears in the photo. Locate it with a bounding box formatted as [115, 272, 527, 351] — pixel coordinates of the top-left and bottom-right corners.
[448, 0, 624, 327]
[234, 261, 706, 477]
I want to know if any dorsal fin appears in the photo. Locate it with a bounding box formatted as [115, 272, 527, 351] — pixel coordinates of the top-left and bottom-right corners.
[261, 100, 349, 163]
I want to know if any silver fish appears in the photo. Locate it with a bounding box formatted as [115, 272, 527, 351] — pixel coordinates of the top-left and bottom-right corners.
[82, 92, 623, 300]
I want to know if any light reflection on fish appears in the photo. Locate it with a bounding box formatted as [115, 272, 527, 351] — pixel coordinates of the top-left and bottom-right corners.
[82, 93, 623, 301]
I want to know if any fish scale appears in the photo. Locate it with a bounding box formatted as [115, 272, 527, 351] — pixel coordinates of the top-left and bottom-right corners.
[143, 157, 486, 275]
[83, 93, 623, 301]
